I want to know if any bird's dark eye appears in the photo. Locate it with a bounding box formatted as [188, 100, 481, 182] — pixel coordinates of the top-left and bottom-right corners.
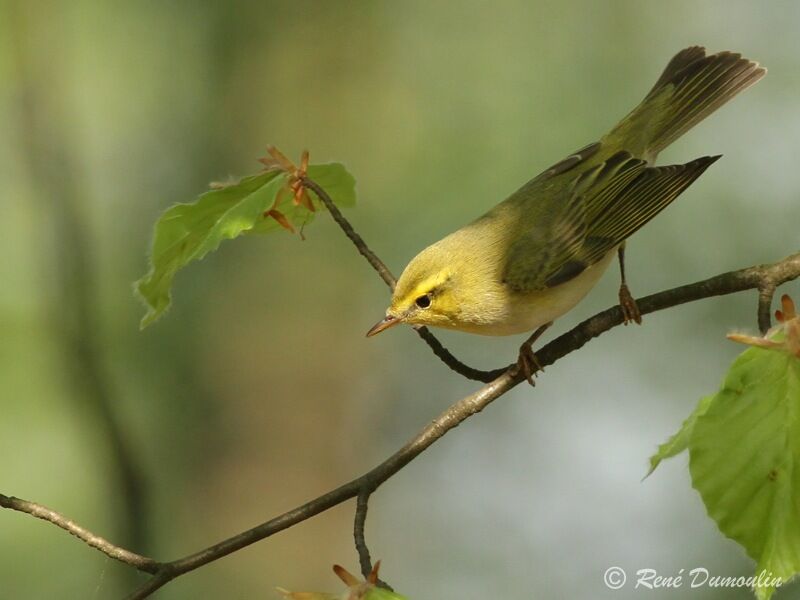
[415, 294, 431, 309]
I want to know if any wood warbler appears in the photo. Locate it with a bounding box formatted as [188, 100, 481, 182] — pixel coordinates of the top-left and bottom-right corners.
[367, 46, 765, 381]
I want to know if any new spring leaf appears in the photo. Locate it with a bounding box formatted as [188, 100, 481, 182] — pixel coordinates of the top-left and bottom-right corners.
[134, 150, 356, 328]
[277, 562, 407, 600]
[650, 295, 800, 599]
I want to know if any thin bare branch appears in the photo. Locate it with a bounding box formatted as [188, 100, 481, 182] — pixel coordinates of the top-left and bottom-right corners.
[3, 167, 798, 599]
[0, 494, 159, 573]
[303, 175, 499, 381]
[119, 250, 799, 598]
[303, 176, 397, 289]
[4, 252, 799, 598]
[413, 326, 504, 382]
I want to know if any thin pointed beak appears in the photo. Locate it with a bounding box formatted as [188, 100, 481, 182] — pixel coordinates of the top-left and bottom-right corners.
[366, 314, 401, 337]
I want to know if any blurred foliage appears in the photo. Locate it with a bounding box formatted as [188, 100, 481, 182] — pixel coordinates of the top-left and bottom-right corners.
[2, 1, 800, 599]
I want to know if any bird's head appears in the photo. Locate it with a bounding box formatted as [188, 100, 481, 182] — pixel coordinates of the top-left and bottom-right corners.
[367, 243, 462, 336]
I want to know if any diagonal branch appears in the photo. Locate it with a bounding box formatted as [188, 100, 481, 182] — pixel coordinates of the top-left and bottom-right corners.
[1, 156, 797, 597]
[5, 250, 797, 599]
[120, 250, 800, 598]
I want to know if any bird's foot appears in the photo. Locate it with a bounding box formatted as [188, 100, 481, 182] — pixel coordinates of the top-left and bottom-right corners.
[515, 322, 552, 386]
[516, 344, 544, 386]
[619, 283, 642, 325]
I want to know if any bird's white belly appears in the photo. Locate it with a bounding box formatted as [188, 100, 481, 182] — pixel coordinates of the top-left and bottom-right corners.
[471, 248, 618, 336]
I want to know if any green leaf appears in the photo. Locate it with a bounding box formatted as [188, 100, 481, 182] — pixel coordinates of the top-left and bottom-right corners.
[135, 162, 356, 328]
[307, 163, 356, 206]
[247, 164, 355, 235]
[363, 588, 407, 600]
[647, 395, 713, 477]
[689, 341, 800, 599]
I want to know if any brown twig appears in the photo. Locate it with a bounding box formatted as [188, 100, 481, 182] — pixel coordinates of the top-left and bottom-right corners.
[303, 176, 500, 381]
[4, 251, 797, 599]
[303, 177, 397, 289]
[413, 326, 505, 382]
[352, 486, 401, 590]
[354, 490, 375, 579]
[351, 486, 392, 589]
[758, 282, 777, 334]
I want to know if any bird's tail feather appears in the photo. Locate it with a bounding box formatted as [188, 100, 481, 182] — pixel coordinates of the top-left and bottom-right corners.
[606, 46, 765, 159]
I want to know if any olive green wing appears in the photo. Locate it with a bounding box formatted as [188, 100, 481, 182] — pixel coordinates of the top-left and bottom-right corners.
[503, 153, 720, 292]
[502, 151, 645, 291]
[578, 154, 721, 267]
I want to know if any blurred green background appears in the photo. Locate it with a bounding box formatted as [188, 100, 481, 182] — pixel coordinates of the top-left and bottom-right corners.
[2, 1, 799, 598]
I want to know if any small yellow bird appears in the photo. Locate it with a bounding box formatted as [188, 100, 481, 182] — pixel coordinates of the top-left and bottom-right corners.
[367, 47, 765, 380]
